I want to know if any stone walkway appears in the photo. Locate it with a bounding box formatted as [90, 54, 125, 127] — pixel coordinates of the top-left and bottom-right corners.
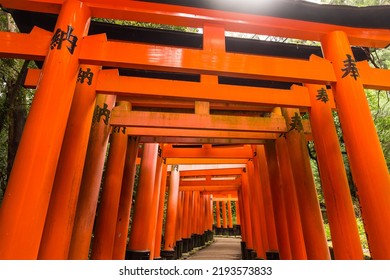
[186, 237, 242, 260]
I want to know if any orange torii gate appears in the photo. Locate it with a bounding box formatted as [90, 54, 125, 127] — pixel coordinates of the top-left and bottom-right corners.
[0, 0, 389, 261]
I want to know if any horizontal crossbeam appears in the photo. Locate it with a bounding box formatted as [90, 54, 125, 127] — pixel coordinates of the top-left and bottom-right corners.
[110, 110, 287, 132]
[180, 178, 241, 187]
[163, 145, 253, 159]
[179, 185, 240, 192]
[80, 34, 336, 84]
[180, 168, 243, 177]
[166, 158, 248, 165]
[96, 70, 311, 108]
[138, 136, 266, 145]
[2, 0, 390, 47]
[0, 27, 51, 60]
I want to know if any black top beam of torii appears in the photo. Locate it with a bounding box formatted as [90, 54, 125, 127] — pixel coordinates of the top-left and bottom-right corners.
[6, 0, 385, 89]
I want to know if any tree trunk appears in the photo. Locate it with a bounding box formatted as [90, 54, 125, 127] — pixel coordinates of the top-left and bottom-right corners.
[6, 60, 29, 181]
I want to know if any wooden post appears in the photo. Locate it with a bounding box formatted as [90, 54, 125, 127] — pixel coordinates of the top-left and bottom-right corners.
[181, 191, 191, 253]
[215, 201, 221, 229]
[222, 200, 228, 231]
[175, 191, 184, 258]
[68, 94, 116, 259]
[112, 136, 139, 260]
[264, 141, 292, 260]
[149, 148, 164, 259]
[126, 143, 159, 260]
[163, 165, 180, 252]
[235, 201, 241, 225]
[241, 170, 254, 256]
[90, 102, 130, 260]
[321, 31, 390, 259]
[227, 198, 233, 229]
[275, 135, 307, 260]
[255, 145, 279, 254]
[246, 159, 266, 259]
[38, 64, 100, 260]
[306, 83, 363, 259]
[153, 160, 168, 259]
[282, 108, 330, 260]
[0, 0, 91, 259]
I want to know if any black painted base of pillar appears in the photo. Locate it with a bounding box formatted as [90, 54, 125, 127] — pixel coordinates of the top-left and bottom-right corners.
[209, 230, 214, 241]
[161, 250, 175, 260]
[201, 232, 207, 246]
[222, 228, 229, 236]
[206, 230, 213, 242]
[233, 225, 241, 236]
[125, 250, 150, 260]
[241, 241, 247, 259]
[175, 240, 183, 259]
[266, 251, 280, 260]
[215, 227, 222, 235]
[190, 234, 195, 251]
[228, 228, 234, 236]
[183, 238, 191, 253]
[245, 248, 254, 260]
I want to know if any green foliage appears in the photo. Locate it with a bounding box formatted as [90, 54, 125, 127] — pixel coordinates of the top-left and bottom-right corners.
[92, 18, 197, 33]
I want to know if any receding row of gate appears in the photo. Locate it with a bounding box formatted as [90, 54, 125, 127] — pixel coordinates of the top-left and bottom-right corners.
[0, 0, 389, 260]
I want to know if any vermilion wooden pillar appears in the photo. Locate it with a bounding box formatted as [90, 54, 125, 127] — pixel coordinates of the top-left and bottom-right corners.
[264, 141, 292, 260]
[208, 196, 213, 232]
[149, 148, 164, 259]
[306, 83, 363, 260]
[187, 191, 195, 251]
[235, 201, 241, 226]
[215, 201, 221, 229]
[181, 191, 191, 253]
[38, 64, 100, 260]
[322, 31, 390, 259]
[175, 191, 184, 258]
[222, 200, 228, 231]
[193, 192, 200, 245]
[112, 136, 139, 260]
[91, 102, 130, 260]
[126, 143, 159, 260]
[163, 165, 180, 253]
[246, 160, 266, 259]
[237, 189, 247, 259]
[254, 145, 279, 255]
[0, 0, 91, 259]
[153, 160, 168, 260]
[68, 94, 116, 259]
[282, 108, 330, 260]
[241, 170, 254, 257]
[227, 198, 233, 229]
[275, 135, 307, 260]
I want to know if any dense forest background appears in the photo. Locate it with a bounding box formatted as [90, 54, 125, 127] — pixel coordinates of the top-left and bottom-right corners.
[0, 0, 389, 253]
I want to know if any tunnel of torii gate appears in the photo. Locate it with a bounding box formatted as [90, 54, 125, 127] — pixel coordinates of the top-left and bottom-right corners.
[0, 0, 390, 261]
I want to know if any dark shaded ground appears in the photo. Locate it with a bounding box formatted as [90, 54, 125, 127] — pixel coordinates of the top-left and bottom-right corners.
[187, 237, 242, 260]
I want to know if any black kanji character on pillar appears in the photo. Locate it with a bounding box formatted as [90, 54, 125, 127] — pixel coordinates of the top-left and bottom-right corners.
[289, 112, 303, 132]
[279, 112, 303, 138]
[341, 54, 359, 80]
[77, 68, 94, 85]
[316, 87, 329, 103]
[112, 126, 126, 134]
[93, 103, 110, 125]
[50, 25, 78, 54]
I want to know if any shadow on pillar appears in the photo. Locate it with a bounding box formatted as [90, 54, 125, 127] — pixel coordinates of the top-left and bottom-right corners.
[125, 250, 150, 260]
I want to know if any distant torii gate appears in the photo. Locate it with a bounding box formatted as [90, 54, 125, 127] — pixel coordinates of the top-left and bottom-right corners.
[0, 0, 389, 260]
